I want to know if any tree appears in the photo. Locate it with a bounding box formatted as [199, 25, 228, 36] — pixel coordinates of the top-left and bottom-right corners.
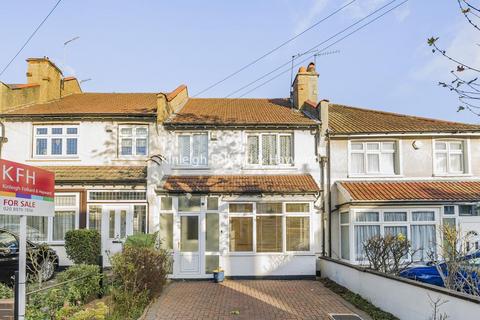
[428, 0, 480, 116]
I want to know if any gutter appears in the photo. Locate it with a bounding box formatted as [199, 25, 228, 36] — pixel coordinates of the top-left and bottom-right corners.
[326, 129, 332, 257]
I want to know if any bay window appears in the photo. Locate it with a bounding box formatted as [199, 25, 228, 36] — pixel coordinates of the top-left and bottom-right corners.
[246, 133, 293, 166]
[228, 202, 311, 253]
[434, 140, 466, 174]
[345, 209, 438, 262]
[350, 141, 398, 175]
[178, 133, 208, 166]
[34, 125, 79, 157]
[119, 125, 148, 157]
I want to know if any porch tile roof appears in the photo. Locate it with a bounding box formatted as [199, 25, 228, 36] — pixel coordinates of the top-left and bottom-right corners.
[42, 166, 147, 183]
[162, 174, 320, 194]
[329, 104, 480, 134]
[338, 180, 480, 202]
[166, 98, 318, 127]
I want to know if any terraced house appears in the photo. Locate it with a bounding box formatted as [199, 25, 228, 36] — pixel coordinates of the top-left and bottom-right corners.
[1, 57, 479, 277]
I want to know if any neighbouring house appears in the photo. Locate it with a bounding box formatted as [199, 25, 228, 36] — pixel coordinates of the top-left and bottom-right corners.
[1, 57, 479, 277]
[0, 57, 165, 266]
[325, 103, 480, 263]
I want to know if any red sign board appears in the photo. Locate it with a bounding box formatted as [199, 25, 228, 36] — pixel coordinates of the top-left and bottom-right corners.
[0, 159, 55, 217]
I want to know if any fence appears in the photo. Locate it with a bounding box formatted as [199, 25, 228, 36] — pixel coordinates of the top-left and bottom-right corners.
[319, 257, 480, 320]
[0, 299, 13, 320]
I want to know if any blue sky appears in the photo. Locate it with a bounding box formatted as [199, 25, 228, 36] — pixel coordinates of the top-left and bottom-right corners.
[0, 0, 479, 123]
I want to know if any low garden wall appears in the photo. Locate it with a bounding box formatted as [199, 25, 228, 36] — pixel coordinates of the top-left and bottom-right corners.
[0, 299, 13, 320]
[319, 257, 480, 320]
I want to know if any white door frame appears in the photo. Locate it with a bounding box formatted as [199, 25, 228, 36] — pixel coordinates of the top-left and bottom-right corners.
[173, 212, 207, 278]
[101, 204, 133, 266]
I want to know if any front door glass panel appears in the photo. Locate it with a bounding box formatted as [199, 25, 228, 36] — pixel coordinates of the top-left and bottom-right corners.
[180, 216, 199, 252]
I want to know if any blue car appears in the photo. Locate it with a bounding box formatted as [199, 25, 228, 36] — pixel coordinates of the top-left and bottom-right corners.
[399, 251, 480, 293]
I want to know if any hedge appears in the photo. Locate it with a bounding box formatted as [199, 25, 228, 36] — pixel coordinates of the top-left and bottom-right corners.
[65, 229, 101, 265]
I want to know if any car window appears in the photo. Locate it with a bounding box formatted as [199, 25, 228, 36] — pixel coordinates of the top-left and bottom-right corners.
[0, 232, 18, 249]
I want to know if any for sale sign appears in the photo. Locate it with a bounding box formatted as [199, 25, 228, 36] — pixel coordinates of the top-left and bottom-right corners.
[0, 159, 55, 217]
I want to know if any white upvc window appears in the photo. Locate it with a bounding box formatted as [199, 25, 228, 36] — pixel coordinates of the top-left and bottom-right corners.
[350, 141, 398, 175]
[434, 140, 466, 174]
[118, 125, 148, 157]
[246, 133, 293, 166]
[228, 202, 311, 254]
[177, 133, 208, 167]
[33, 125, 79, 157]
[343, 208, 438, 263]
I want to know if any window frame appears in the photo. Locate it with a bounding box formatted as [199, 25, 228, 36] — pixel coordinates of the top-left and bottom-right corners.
[227, 202, 312, 255]
[175, 132, 209, 168]
[348, 140, 400, 177]
[51, 192, 80, 244]
[87, 190, 147, 203]
[433, 139, 469, 175]
[342, 208, 439, 263]
[244, 132, 294, 168]
[32, 124, 79, 158]
[118, 124, 149, 158]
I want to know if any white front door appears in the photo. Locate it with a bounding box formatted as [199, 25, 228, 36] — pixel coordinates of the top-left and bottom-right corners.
[102, 205, 133, 266]
[175, 214, 203, 277]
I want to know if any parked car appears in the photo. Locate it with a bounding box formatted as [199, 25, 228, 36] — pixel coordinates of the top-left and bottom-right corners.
[399, 251, 480, 293]
[0, 228, 58, 284]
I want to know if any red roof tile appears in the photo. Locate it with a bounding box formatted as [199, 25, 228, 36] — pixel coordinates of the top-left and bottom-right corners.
[339, 180, 480, 202]
[163, 175, 320, 194]
[329, 104, 480, 134]
[4, 93, 158, 116]
[167, 98, 317, 127]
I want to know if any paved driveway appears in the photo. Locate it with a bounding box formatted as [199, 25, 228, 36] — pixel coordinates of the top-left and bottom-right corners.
[143, 280, 371, 320]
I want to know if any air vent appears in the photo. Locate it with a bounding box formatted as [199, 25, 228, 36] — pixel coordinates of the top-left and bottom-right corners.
[329, 314, 364, 320]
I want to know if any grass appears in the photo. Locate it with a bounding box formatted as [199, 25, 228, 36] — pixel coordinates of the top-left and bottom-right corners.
[320, 278, 399, 320]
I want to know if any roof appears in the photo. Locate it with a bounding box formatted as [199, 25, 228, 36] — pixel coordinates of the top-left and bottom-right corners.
[42, 166, 147, 183]
[166, 98, 318, 127]
[338, 180, 480, 202]
[5, 83, 39, 90]
[329, 104, 480, 134]
[162, 174, 320, 194]
[4, 93, 158, 116]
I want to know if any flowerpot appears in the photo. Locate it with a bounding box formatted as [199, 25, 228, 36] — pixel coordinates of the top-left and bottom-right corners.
[213, 270, 224, 283]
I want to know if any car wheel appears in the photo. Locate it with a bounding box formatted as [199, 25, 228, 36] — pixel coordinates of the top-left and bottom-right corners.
[40, 259, 55, 281]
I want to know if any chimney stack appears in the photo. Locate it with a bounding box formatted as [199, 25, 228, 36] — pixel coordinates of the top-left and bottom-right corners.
[291, 62, 319, 109]
[26, 57, 63, 103]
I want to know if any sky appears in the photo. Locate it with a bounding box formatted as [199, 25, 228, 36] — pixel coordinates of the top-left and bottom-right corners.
[0, 0, 479, 124]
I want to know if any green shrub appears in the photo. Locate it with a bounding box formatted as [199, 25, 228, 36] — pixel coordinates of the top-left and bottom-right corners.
[65, 230, 101, 265]
[56, 302, 109, 320]
[26, 264, 102, 319]
[109, 245, 170, 319]
[56, 264, 101, 305]
[124, 232, 158, 248]
[0, 283, 13, 299]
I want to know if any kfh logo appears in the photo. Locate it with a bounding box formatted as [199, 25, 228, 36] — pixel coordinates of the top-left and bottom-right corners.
[2, 164, 36, 185]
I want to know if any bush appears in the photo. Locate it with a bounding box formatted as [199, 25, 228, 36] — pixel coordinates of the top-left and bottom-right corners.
[65, 230, 101, 265]
[56, 302, 109, 320]
[109, 245, 170, 319]
[56, 264, 101, 304]
[0, 283, 13, 299]
[26, 264, 102, 319]
[124, 232, 158, 249]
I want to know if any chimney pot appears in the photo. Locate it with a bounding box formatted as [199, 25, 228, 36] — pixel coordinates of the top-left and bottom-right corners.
[298, 66, 307, 73]
[307, 62, 316, 72]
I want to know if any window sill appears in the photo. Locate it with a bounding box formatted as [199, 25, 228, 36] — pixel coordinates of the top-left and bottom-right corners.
[242, 165, 297, 170]
[172, 166, 210, 170]
[27, 158, 81, 162]
[114, 157, 148, 161]
[432, 173, 472, 177]
[347, 174, 403, 179]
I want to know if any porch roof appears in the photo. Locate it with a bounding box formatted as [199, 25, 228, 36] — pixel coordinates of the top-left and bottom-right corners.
[161, 174, 320, 194]
[337, 180, 480, 202]
[42, 166, 147, 184]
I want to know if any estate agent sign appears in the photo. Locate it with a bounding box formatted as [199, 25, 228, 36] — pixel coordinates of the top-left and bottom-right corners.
[0, 159, 55, 217]
[0, 159, 55, 320]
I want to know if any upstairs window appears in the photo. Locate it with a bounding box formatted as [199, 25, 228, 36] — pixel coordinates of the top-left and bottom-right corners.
[119, 125, 148, 157]
[350, 141, 397, 175]
[247, 133, 293, 166]
[34, 125, 79, 157]
[434, 140, 466, 174]
[177, 133, 208, 167]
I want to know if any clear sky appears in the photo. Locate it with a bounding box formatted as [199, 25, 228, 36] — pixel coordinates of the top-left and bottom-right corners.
[1, 0, 479, 124]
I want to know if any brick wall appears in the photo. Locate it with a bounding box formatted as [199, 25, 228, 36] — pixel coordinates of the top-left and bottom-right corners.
[0, 299, 13, 320]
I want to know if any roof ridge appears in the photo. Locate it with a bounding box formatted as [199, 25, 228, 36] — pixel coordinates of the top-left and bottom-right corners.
[331, 103, 480, 127]
[189, 97, 289, 101]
